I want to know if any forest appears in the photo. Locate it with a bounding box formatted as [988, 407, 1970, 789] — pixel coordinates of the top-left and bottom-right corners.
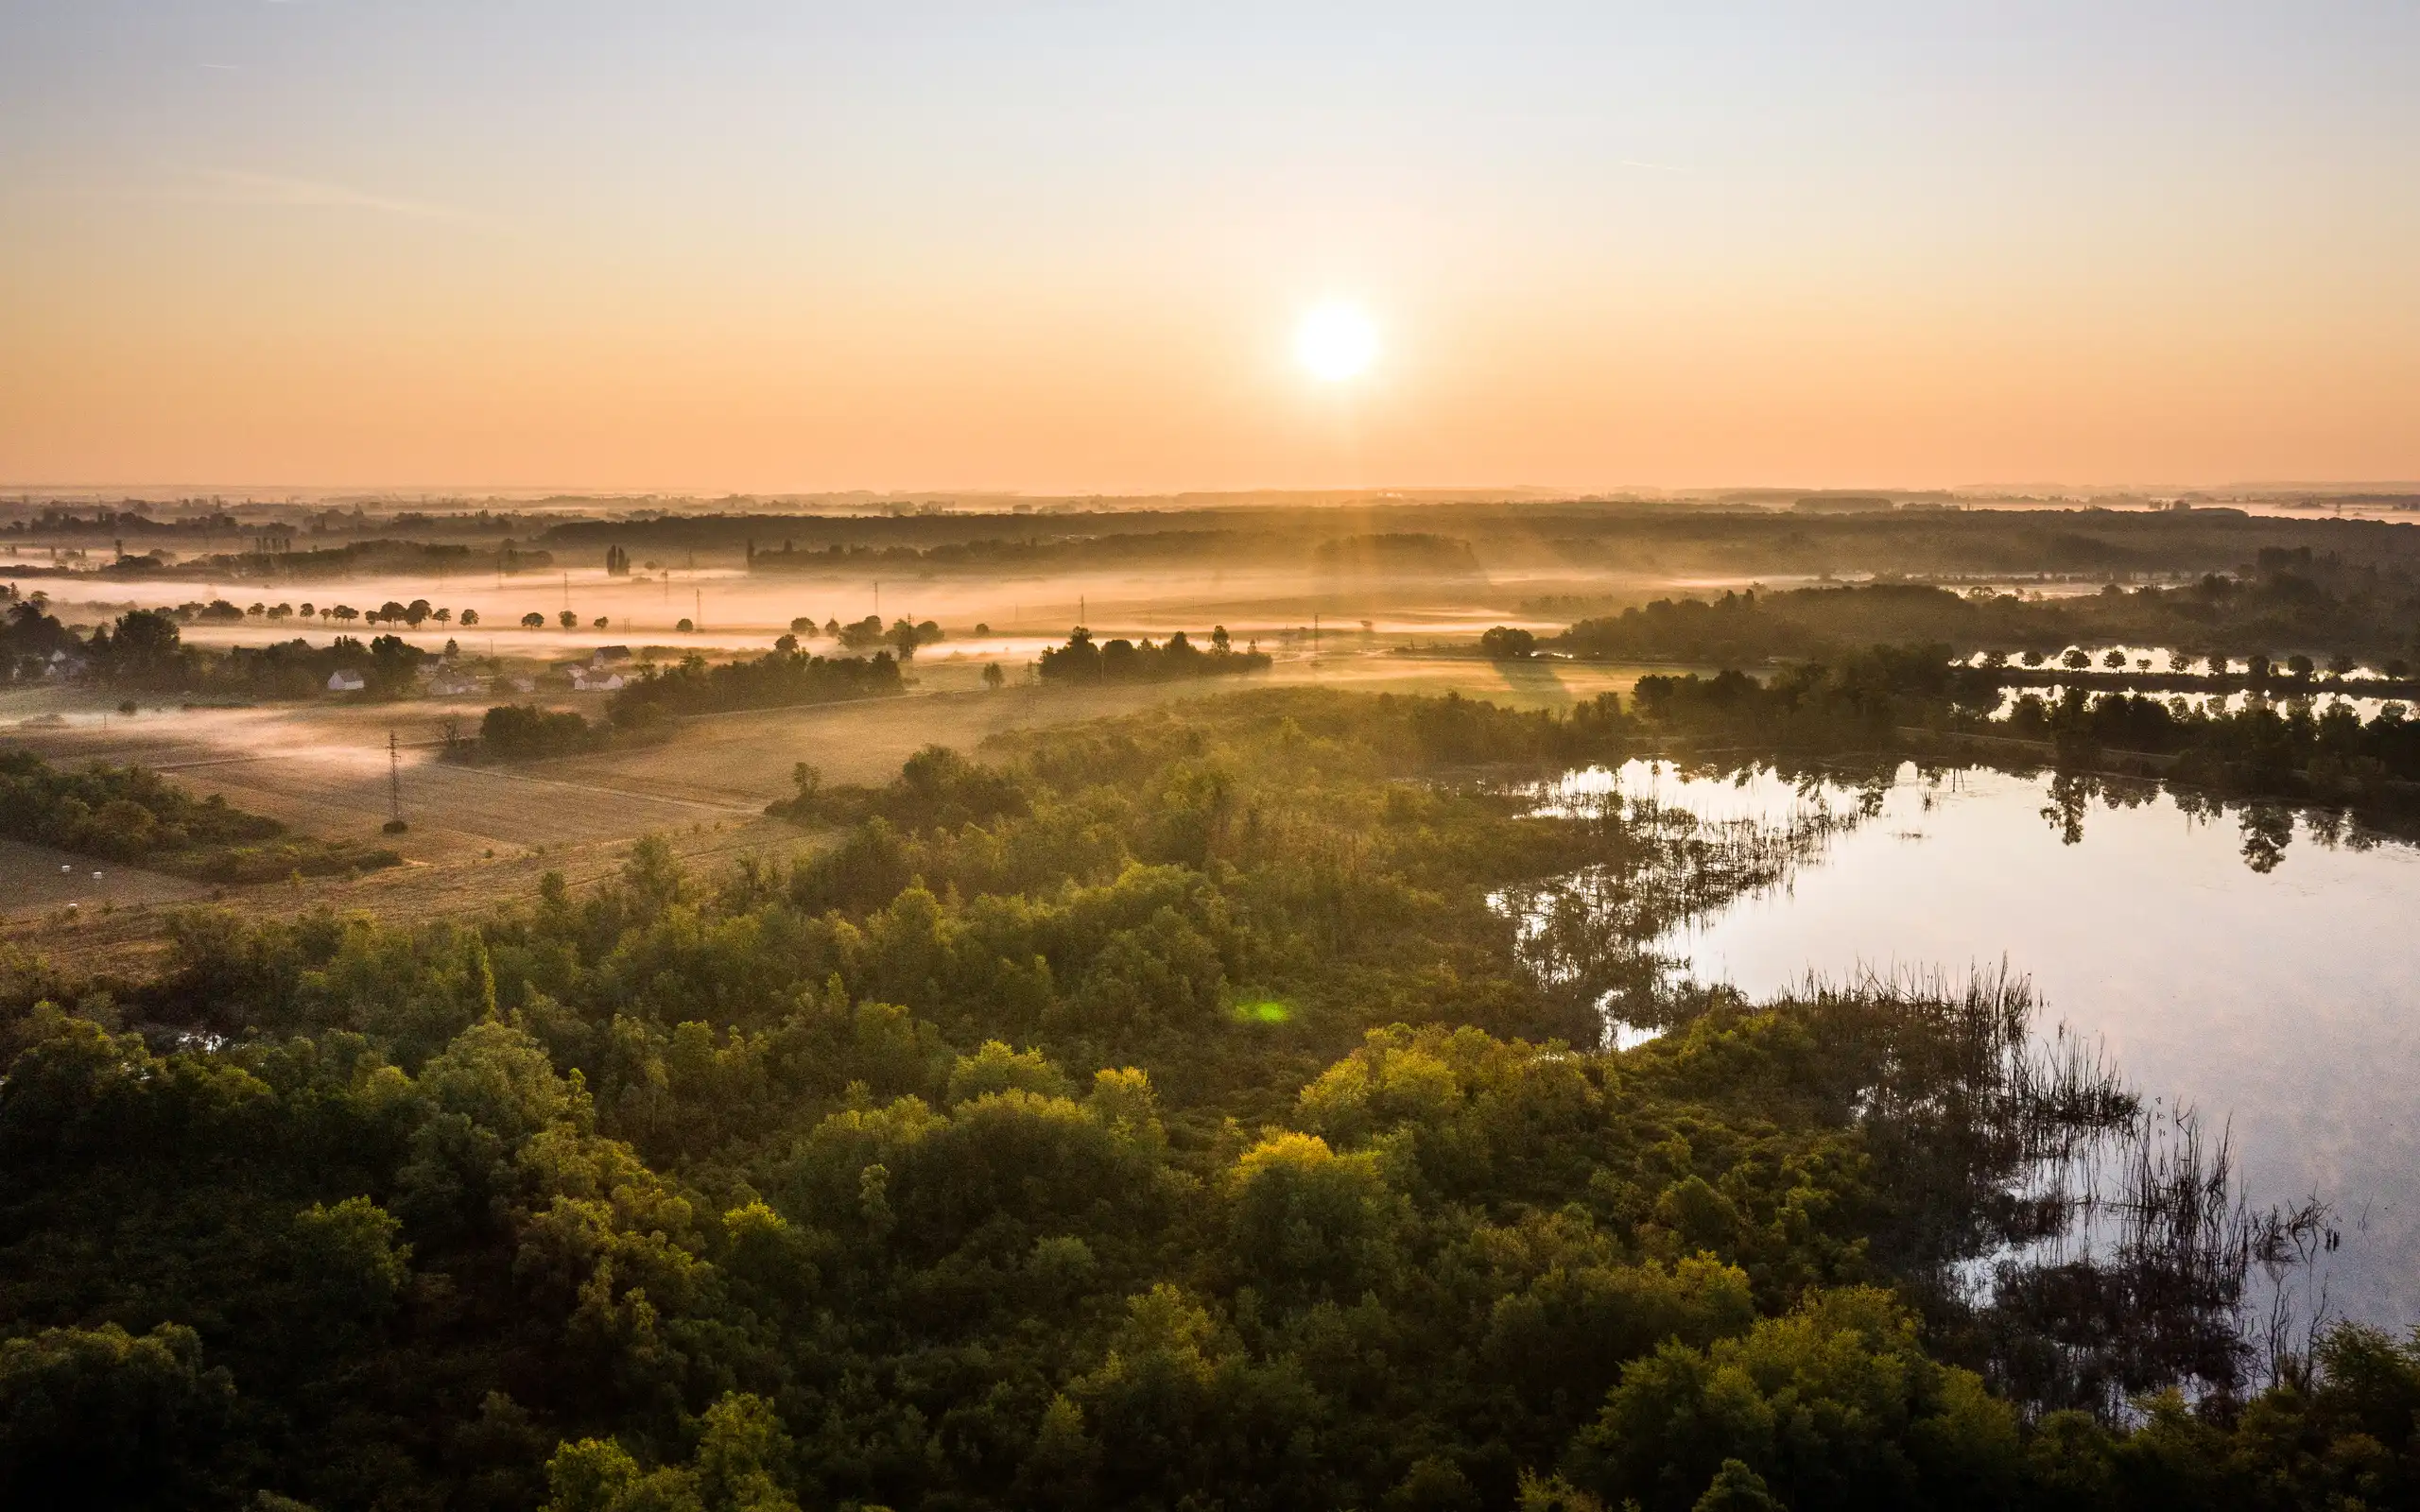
[1555, 567, 2420, 672]
[2, 689, 2412, 1511]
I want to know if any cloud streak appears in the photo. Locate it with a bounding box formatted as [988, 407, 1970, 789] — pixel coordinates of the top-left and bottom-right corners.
[193, 168, 470, 220]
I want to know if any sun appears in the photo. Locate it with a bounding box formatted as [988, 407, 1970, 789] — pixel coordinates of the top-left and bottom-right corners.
[1296, 302, 1378, 381]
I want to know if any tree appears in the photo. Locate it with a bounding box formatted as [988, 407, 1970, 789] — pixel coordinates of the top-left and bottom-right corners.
[1481, 626, 1538, 660]
[593, 616, 608, 630]
[460, 610, 480, 627]
[558, 610, 579, 631]
[982, 662, 1006, 690]
[106, 610, 182, 685]
[523, 612, 545, 631]
[0, 1322, 237, 1508]
[333, 605, 359, 624]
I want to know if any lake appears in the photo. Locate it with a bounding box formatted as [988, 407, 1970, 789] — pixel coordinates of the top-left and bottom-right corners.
[1544, 759, 2420, 1327]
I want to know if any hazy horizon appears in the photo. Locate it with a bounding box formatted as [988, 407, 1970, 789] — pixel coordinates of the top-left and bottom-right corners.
[8, 479, 2420, 507]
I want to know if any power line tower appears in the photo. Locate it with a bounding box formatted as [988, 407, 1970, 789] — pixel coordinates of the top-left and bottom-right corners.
[388, 730, 403, 828]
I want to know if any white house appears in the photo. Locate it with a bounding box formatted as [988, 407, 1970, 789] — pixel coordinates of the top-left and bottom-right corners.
[327, 670, 367, 693]
[571, 668, 626, 692]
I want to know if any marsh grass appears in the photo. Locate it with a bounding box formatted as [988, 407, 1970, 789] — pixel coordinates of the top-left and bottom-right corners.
[1502, 766, 2342, 1419]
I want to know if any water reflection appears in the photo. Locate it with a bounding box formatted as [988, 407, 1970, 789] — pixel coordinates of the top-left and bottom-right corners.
[1530, 759, 2420, 1327]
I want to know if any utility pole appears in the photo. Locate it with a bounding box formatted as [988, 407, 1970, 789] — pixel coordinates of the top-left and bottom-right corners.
[694, 588, 701, 629]
[388, 731, 402, 826]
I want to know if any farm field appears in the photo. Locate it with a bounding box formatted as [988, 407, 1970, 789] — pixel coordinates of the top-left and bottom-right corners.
[0, 837, 207, 916]
[0, 651, 1661, 973]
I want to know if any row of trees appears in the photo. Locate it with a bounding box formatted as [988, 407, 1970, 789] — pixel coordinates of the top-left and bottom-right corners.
[1035, 627, 1269, 683]
[1555, 576, 2420, 673]
[1616, 639, 2420, 805]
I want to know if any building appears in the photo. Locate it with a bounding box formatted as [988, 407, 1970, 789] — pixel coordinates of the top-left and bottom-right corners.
[327, 670, 367, 693]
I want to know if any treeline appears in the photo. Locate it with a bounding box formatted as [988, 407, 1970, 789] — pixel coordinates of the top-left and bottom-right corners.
[0, 687, 2408, 1508]
[602, 647, 903, 724]
[531, 501, 2420, 580]
[1625, 642, 2420, 806]
[1310, 532, 1482, 576]
[3, 601, 436, 698]
[0, 750, 399, 884]
[96, 540, 543, 583]
[1035, 627, 1271, 683]
[1534, 507, 2420, 578]
[748, 530, 1254, 574]
[1559, 572, 2420, 670]
[1626, 645, 2003, 752]
[2008, 687, 2420, 798]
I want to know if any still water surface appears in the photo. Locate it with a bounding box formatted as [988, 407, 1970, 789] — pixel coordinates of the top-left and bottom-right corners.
[1561, 760, 2420, 1326]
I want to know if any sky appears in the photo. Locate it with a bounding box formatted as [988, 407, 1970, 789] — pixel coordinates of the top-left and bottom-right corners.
[3, 2, 2416, 494]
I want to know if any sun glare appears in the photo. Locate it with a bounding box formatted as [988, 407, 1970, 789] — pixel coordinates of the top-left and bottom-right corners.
[1295, 303, 1378, 382]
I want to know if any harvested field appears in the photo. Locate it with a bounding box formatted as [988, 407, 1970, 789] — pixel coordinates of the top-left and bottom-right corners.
[0, 838, 207, 917]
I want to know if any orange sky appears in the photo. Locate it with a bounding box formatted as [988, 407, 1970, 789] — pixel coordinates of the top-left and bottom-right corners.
[4, 4, 2415, 493]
